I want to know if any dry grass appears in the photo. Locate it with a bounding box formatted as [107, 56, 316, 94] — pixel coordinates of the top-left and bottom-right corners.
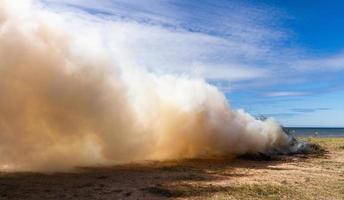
[0, 137, 343, 200]
[142, 183, 300, 200]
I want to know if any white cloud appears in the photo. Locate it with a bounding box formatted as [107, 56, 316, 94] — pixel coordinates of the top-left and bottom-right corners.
[192, 63, 268, 81]
[264, 91, 308, 97]
[39, 0, 344, 94]
[293, 53, 344, 71]
[40, 0, 283, 85]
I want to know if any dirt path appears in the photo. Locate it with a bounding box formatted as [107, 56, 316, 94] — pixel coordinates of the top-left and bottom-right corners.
[0, 137, 343, 200]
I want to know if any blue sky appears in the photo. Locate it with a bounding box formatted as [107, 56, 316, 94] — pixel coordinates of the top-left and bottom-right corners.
[43, 0, 344, 127]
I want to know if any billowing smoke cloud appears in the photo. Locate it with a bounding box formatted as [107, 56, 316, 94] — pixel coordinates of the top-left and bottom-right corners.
[0, 0, 290, 171]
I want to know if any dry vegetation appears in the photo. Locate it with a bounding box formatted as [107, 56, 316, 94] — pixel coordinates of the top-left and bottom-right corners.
[0, 137, 343, 200]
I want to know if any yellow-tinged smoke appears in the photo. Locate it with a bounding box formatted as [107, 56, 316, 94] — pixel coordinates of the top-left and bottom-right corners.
[0, 0, 289, 171]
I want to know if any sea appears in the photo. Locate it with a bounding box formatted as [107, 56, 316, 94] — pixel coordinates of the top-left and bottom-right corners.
[285, 127, 344, 138]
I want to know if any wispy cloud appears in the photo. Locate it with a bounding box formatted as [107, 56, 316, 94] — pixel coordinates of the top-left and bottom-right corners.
[41, 0, 344, 99]
[257, 107, 332, 119]
[41, 0, 285, 86]
[293, 53, 344, 71]
[256, 113, 297, 118]
[291, 108, 331, 113]
[264, 91, 309, 97]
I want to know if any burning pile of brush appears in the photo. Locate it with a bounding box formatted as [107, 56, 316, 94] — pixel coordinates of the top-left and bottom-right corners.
[241, 122, 326, 160]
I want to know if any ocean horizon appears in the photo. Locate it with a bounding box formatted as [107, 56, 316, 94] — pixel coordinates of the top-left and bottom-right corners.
[285, 127, 344, 137]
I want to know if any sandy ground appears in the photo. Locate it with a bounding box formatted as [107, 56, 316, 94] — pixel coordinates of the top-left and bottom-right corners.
[0, 137, 343, 200]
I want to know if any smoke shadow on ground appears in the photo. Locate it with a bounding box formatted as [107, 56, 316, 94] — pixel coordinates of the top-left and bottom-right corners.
[0, 156, 312, 200]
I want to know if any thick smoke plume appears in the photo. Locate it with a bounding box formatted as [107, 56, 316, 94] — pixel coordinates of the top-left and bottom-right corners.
[0, 1, 293, 171]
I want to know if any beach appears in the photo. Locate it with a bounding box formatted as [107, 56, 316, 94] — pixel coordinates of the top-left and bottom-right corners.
[0, 137, 343, 200]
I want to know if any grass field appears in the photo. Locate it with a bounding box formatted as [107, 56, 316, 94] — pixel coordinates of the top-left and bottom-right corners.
[0, 137, 343, 200]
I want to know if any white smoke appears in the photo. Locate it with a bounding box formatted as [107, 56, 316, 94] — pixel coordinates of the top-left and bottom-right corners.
[0, 0, 291, 172]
